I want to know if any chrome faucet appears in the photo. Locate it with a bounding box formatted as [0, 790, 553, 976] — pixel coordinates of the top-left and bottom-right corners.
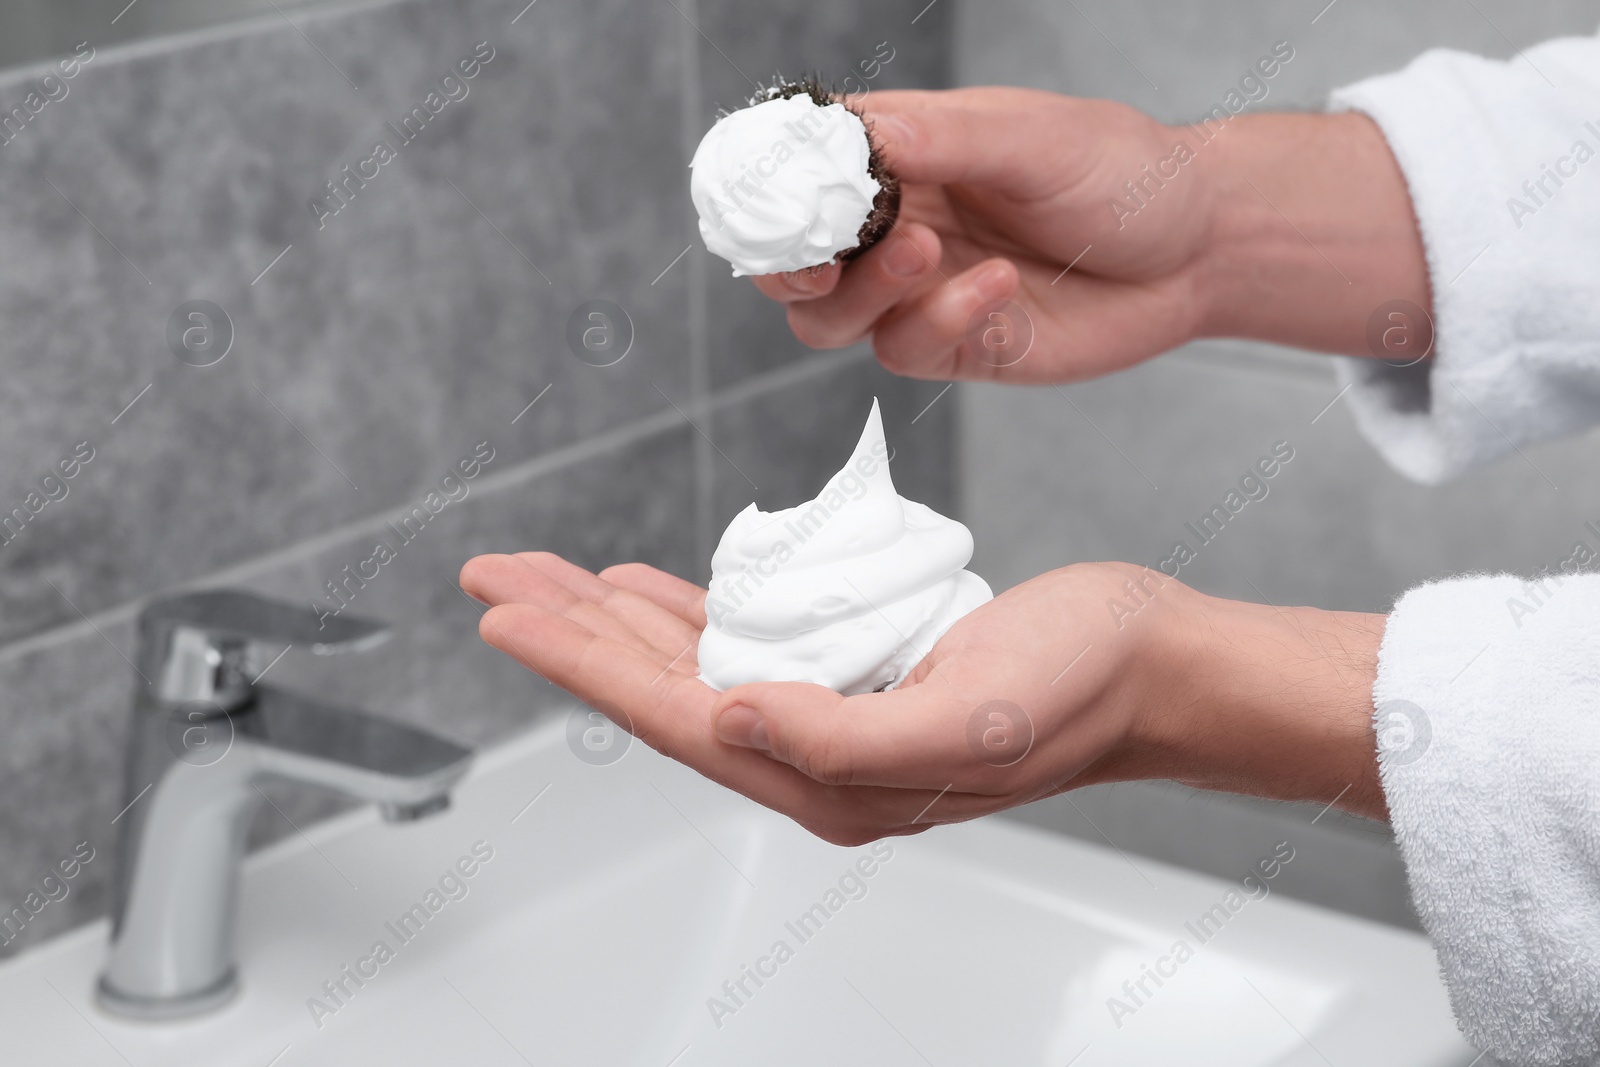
[97, 590, 473, 1019]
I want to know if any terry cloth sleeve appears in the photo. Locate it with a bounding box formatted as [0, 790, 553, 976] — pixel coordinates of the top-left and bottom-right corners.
[1374, 572, 1600, 1066]
[1326, 31, 1600, 485]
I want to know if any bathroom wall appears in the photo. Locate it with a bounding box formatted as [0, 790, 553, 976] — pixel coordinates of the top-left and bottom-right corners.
[959, 0, 1600, 928]
[10, 0, 1580, 961]
[0, 1, 341, 73]
[0, 0, 952, 956]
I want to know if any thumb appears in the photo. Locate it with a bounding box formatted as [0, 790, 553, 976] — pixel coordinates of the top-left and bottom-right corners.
[711, 680, 975, 789]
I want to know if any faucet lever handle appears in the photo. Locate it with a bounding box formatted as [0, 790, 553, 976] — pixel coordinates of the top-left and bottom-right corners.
[138, 591, 390, 707]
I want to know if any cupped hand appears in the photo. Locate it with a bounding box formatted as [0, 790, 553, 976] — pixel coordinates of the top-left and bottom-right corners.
[459, 551, 1190, 845]
[753, 87, 1219, 384]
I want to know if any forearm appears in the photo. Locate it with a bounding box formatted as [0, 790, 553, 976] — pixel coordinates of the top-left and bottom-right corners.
[1127, 584, 1388, 819]
[1192, 112, 1431, 358]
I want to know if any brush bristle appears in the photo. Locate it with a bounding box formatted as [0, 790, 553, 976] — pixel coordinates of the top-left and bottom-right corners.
[733, 75, 901, 263]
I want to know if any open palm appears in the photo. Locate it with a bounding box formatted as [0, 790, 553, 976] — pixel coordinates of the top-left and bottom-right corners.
[460, 551, 1162, 845]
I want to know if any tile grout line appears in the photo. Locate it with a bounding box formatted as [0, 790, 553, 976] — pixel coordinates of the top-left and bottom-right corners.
[0, 0, 405, 87]
[0, 347, 871, 670]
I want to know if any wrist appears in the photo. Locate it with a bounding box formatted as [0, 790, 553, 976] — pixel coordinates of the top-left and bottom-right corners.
[1131, 585, 1389, 819]
[1189, 111, 1431, 356]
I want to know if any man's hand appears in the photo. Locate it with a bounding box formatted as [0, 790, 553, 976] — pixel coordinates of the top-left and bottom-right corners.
[756, 88, 1431, 380]
[757, 87, 1216, 384]
[460, 552, 1389, 845]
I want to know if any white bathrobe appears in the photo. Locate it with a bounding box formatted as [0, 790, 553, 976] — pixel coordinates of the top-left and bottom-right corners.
[1328, 30, 1600, 1067]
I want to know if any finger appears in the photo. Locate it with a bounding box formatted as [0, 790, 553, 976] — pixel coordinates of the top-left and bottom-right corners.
[463, 553, 686, 664]
[599, 562, 709, 629]
[784, 224, 942, 350]
[710, 679, 1013, 793]
[479, 602, 715, 755]
[480, 602, 1008, 843]
[463, 552, 598, 614]
[861, 95, 1047, 194]
[462, 552, 576, 606]
[508, 551, 614, 601]
[749, 261, 843, 304]
[477, 603, 867, 818]
[870, 257, 1020, 380]
[514, 553, 702, 667]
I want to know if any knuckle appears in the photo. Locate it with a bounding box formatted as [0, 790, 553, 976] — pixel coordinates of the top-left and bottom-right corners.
[788, 732, 856, 788]
[870, 332, 916, 375]
[787, 307, 847, 350]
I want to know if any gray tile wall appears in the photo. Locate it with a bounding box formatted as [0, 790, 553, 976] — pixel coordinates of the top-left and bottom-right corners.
[0, 0, 955, 956]
[0, 1, 340, 71]
[21, 0, 1566, 957]
[959, 0, 1600, 928]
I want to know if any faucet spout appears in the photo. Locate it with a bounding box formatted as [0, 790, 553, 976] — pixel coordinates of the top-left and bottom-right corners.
[98, 591, 473, 1020]
[243, 686, 472, 807]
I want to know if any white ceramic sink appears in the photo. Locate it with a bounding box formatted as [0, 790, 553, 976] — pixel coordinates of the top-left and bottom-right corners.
[0, 713, 1476, 1066]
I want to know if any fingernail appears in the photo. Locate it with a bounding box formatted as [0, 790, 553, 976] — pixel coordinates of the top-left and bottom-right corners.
[973, 260, 1015, 302]
[715, 705, 771, 753]
[873, 114, 915, 147]
[883, 237, 926, 278]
